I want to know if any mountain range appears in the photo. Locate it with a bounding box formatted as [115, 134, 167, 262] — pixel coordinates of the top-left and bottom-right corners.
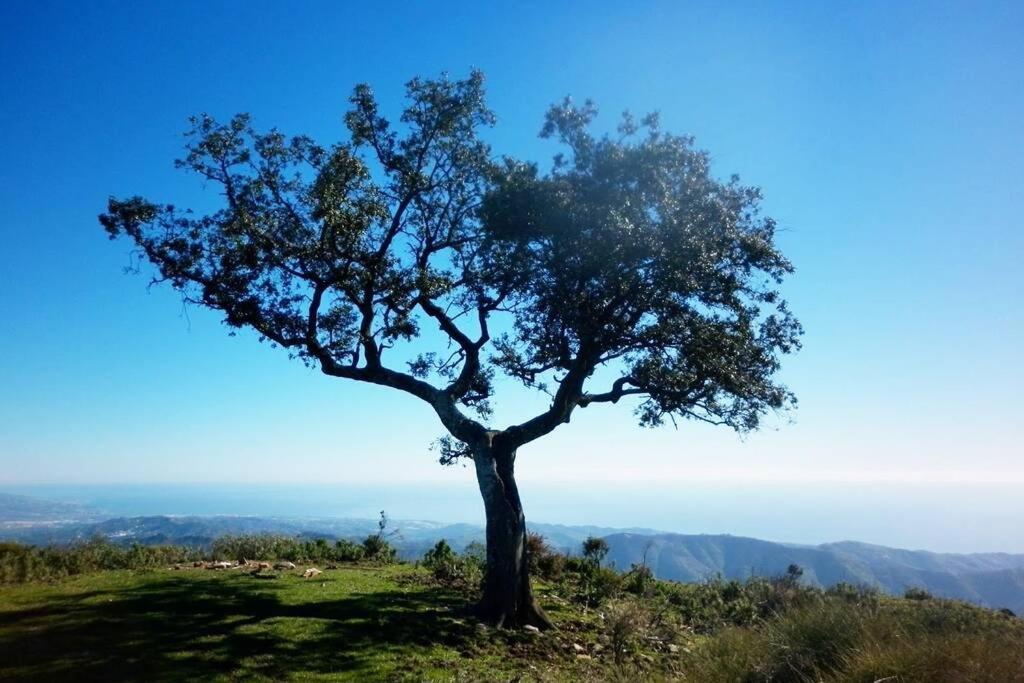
[2, 492, 1022, 613]
[603, 532, 1024, 614]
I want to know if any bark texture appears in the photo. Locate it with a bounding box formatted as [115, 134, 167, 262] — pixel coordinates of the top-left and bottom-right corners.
[473, 439, 553, 629]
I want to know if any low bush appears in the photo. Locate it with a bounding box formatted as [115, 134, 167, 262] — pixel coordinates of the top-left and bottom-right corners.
[210, 534, 368, 564]
[826, 580, 881, 606]
[421, 539, 483, 589]
[604, 600, 648, 665]
[576, 565, 623, 607]
[361, 534, 397, 562]
[904, 586, 934, 600]
[525, 532, 566, 581]
[333, 539, 365, 562]
[623, 563, 655, 597]
[361, 511, 399, 563]
[680, 588, 1024, 682]
[0, 539, 200, 583]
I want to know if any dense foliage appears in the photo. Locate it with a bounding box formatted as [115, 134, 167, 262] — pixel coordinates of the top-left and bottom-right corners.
[0, 531, 400, 584]
[0, 539, 200, 583]
[99, 70, 801, 450]
[210, 535, 382, 564]
[420, 539, 485, 588]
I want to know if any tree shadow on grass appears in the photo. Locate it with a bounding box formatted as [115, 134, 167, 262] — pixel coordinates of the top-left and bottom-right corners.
[0, 572, 485, 682]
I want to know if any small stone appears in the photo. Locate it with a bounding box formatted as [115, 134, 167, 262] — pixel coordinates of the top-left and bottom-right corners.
[575, 654, 592, 660]
[572, 642, 585, 653]
[668, 643, 680, 654]
[523, 624, 541, 634]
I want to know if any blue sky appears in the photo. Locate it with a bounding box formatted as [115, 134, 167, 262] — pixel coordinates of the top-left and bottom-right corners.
[1, 0, 1022, 511]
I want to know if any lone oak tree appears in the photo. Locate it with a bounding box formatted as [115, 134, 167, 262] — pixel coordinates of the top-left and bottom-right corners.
[100, 72, 801, 629]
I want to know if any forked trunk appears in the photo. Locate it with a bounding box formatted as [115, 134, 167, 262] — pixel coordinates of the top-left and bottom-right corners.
[473, 440, 553, 629]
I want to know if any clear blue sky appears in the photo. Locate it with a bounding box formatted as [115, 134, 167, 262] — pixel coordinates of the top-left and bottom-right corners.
[1, 2, 1021, 507]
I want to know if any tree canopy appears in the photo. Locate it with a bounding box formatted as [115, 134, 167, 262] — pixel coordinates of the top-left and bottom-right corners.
[100, 70, 800, 453]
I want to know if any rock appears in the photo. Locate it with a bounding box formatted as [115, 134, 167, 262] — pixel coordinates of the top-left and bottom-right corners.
[303, 567, 322, 579]
[523, 625, 541, 634]
[572, 643, 585, 653]
[668, 643, 680, 654]
[274, 561, 296, 570]
[575, 654, 592, 660]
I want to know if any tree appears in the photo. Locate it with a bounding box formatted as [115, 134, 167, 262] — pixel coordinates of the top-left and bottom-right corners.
[99, 71, 801, 628]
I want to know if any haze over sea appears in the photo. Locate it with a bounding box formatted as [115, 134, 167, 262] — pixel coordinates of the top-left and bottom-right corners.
[5, 481, 1022, 555]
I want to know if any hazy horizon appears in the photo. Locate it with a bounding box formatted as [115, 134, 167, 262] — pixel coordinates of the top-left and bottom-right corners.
[5, 480, 1023, 556]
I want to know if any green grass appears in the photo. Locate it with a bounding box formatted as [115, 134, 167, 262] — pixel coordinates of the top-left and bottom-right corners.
[2, 563, 1023, 682]
[0, 564, 607, 682]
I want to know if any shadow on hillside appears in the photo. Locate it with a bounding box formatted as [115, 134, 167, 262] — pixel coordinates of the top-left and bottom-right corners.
[0, 573, 480, 681]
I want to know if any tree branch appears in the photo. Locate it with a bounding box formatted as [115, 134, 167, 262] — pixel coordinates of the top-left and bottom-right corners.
[501, 347, 595, 448]
[578, 376, 644, 407]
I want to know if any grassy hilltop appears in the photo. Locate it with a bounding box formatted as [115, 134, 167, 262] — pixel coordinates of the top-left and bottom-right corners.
[1, 542, 1023, 682]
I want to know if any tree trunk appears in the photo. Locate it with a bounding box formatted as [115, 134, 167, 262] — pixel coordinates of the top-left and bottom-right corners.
[473, 440, 553, 629]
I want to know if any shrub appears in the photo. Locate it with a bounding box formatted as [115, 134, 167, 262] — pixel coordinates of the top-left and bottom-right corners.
[361, 534, 396, 562]
[839, 630, 1024, 683]
[463, 541, 486, 564]
[905, 586, 933, 601]
[421, 540, 483, 589]
[522, 532, 568, 581]
[576, 565, 623, 607]
[666, 575, 812, 632]
[422, 539, 455, 568]
[604, 600, 647, 666]
[760, 601, 866, 680]
[211, 534, 301, 563]
[582, 536, 609, 566]
[682, 626, 772, 683]
[333, 539, 365, 562]
[827, 581, 880, 607]
[623, 563, 654, 597]
[536, 551, 567, 582]
[0, 538, 201, 584]
[681, 590, 1024, 683]
[362, 511, 399, 563]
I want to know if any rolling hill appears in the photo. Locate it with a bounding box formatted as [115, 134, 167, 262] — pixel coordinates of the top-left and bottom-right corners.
[603, 532, 1024, 613]
[2, 491, 1023, 613]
